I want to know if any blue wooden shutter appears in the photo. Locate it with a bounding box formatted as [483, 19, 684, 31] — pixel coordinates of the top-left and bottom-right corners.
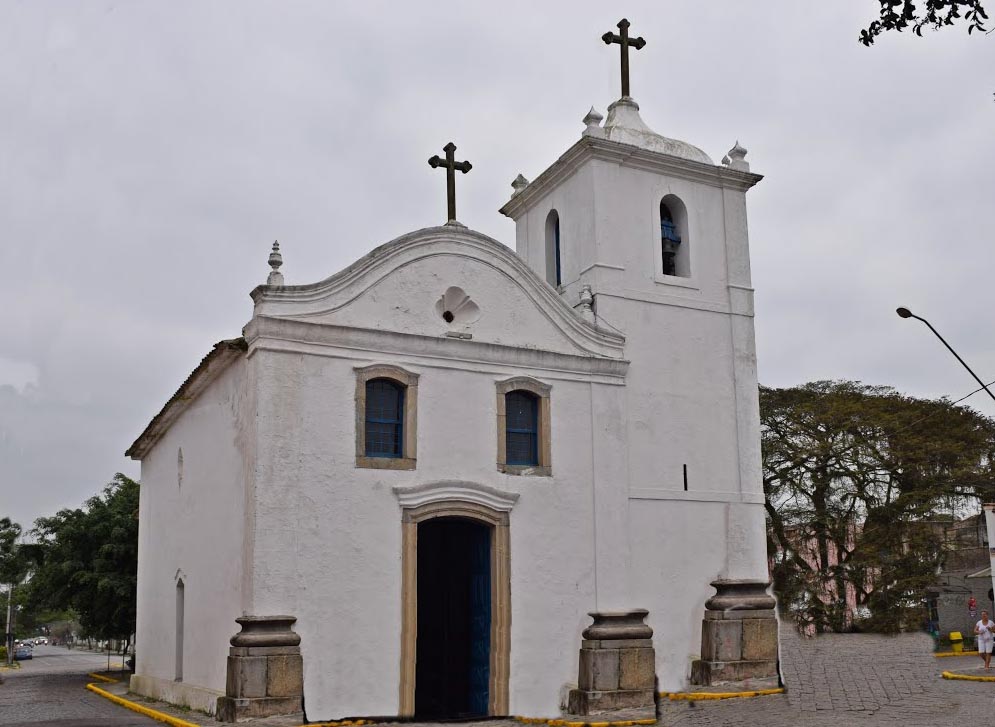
[505, 391, 538, 466]
[365, 379, 404, 457]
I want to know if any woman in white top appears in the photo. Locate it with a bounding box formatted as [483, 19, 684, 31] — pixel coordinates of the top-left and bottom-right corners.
[974, 610, 995, 669]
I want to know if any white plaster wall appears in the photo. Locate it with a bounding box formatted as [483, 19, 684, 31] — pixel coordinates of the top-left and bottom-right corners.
[284, 254, 591, 356]
[627, 500, 728, 691]
[134, 359, 248, 706]
[246, 341, 612, 719]
[604, 298, 741, 497]
[517, 158, 731, 304]
[515, 163, 597, 289]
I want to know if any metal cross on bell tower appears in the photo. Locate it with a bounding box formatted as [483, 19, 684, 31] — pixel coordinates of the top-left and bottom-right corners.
[602, 18, 646, 99]
[428, 142, 472, 225]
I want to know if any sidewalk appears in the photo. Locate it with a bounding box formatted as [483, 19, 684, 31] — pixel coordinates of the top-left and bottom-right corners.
[91, 671, 304, 726]
[86, 628, 995, 727]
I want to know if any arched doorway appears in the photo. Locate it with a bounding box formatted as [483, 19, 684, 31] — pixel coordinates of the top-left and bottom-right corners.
[415, 517, 491, 718]
[396, 493, 513, 718]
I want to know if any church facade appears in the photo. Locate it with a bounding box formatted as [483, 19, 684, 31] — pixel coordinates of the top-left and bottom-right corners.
[127, 20, 778, 722]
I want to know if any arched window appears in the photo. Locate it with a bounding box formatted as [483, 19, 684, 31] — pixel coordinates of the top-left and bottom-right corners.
[659, 196, 690, 278]
[545, 209, 562, 288]
[660, 201, 682, 277]
[365, 378, 405, 458]
[505, 390, 539, 466]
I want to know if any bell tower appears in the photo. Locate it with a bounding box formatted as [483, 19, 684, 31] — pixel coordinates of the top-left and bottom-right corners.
[499, 19, 779, 696]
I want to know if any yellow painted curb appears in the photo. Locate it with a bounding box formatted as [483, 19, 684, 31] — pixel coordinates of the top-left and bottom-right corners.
[514, 717, 655, 726]
[86, 677, 202, 727]
[941, 670, 995, 682]
[87, 671, 120, 683]
[660, 687, 784, 701]
[934, 651, 979, 658]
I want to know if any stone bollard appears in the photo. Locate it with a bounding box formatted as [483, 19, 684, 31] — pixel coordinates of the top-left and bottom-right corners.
[567, 610, 656, 716]
[690, 580, 779, 689]
[216, 615, 304, 722]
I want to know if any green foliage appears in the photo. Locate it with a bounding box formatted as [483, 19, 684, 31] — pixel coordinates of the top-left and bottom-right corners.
[0, 517, 28, 586]
[762, 381, 995, 634]
[861, 0, 988, 45]
[27, 474, 139, 642]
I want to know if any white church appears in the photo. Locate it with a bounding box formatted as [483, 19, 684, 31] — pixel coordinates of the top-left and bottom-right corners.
[127, 19, 779, 723]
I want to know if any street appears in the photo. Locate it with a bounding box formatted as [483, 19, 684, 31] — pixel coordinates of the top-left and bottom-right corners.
[0, 645, 156, 727]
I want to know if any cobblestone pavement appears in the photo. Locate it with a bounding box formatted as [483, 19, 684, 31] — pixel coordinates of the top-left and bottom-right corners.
[0, 670, 157, 726]
[658, 628, 995, 726]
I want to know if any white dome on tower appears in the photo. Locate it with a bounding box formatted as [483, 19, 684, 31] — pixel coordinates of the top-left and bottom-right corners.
[602, 97, 713, 165]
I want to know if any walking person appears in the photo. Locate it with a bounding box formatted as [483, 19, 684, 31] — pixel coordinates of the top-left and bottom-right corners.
[974, 610, 995, 670]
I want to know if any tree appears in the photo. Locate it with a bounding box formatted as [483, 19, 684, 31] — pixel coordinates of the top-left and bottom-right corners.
[0, 517, 29, 663]
[861, 1, 989, 45]
[0, 518, 26, 586]
[762, 381, 995, 634]
[28, 474, 139, 648]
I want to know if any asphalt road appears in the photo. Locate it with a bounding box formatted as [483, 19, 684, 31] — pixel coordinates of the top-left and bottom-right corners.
[0, 645, 156, 726]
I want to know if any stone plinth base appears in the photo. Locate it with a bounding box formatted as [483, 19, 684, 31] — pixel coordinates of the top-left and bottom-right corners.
[690, 660, 779, 687]
[691, 580, 779, 689]
[216, 615, 304, 722]
[567, 610, 656, 717]
[216, 695, 303, 722]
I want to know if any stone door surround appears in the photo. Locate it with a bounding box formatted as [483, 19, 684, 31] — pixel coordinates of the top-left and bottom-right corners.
[394, 482, 518, 717]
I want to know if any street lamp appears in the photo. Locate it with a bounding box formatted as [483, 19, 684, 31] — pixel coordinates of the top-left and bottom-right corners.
[895, 307, 995, 405]
[897, 306, 995, 617]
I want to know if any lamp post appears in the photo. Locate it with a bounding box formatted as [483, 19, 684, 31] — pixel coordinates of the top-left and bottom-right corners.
[4, 584, 12, 666]
[896, 307, 995, 405]
[897, 306, 995, 617]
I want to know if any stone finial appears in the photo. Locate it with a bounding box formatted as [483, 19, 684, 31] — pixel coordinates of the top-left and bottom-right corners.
[582, 106, 604, 138]
[721, 154, 731, 166]
[511, 174, 530, 197]
[267, 240, 284, 285]
[726, 141, 750, 171]
[577, 284, 595, 323]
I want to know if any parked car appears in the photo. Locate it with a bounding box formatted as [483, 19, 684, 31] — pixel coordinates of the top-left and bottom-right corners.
[14, 645, 33, 660]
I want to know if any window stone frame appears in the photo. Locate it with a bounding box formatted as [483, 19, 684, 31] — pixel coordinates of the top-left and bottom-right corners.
[355, 364, 419, 470]
[496, 376, 552, 477]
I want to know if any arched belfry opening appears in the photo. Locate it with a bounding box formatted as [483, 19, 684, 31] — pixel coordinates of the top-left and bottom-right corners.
[545, 209, 562, 287]
[660, 196, 690, 278]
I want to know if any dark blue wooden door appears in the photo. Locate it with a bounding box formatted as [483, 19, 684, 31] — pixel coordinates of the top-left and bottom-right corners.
[468, 527, 491, 716]
[415, 518, 492, 719]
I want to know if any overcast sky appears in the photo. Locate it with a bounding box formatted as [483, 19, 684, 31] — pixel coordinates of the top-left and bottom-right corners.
[1, 1, 993, 527]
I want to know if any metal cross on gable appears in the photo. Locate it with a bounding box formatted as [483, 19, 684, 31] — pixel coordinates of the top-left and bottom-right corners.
[602, 18, 646, 99]
[428, 142, 472, 224]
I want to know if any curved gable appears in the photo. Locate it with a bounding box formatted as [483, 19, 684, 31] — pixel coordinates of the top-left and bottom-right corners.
[250, 226, 624, 359]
